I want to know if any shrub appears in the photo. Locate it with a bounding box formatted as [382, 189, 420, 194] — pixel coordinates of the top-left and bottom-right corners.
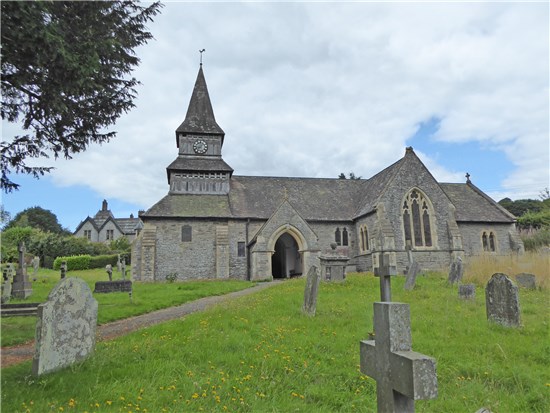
[521, 228, 550, 251]
[89, 254, 118, 269]
[53, 255, 91, 271]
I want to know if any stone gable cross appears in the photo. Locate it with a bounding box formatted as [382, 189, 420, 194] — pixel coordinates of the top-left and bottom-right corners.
[361, 251, 438, 412]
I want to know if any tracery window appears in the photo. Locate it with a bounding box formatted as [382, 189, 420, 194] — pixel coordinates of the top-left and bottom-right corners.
[402, 189, 434, 248]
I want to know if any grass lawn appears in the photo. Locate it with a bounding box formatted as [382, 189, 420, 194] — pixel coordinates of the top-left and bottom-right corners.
[1, 273, 548, 412]
[1, 268, 255, 347]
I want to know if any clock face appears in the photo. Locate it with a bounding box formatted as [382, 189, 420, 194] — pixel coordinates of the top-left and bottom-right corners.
[193, 139, 208, 154]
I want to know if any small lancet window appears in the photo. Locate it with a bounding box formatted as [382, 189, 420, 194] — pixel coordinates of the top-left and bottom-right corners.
[489, 232, 496, 252]
[482, 232, 488, 251]
[335, 228, 341, 246]
[342, 228, 349, 246]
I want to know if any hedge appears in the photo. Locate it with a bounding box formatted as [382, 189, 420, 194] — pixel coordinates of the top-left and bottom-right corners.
[53, 254, 119, 271]
[53, 255, 91, 271]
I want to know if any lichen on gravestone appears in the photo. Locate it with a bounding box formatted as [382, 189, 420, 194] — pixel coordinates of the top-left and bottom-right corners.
[32, 277, 98, 376]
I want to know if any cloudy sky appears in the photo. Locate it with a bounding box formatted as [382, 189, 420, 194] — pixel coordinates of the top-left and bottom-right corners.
[3, 1, 549, 231]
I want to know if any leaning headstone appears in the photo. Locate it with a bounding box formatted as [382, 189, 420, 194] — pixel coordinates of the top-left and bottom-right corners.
[105, 264, 113, 281]
[458, 284, 476, 300]
[404, 258, 420, 291]
[515, 273, 536, 289]
[361, 250, 438, 412]
[12, 242, 33, 299]
[302, 265, 321, 316]
[485, 273, 521, 328]
[32, 277, 98, 376]
[447, 256, 463, 284]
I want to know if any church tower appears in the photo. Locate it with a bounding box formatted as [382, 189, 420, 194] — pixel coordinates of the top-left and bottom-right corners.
[166, 65, 233, 194]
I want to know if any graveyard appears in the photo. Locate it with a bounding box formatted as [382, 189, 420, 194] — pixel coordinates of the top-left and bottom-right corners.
[1, 259, 548, 412]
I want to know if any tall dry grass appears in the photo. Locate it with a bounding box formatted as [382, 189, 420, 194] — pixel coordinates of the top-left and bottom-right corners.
[463, 251, 550, 289]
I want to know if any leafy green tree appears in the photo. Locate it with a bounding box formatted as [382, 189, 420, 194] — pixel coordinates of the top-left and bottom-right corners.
[338, 172, 362, 180]
[498, 198, 543, 217]
[1, 1, 162, 192]
[4, 206, 68, 234]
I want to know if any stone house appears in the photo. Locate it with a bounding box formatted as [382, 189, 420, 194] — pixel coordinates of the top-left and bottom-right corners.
[132, 65, 523, 282]
[74, 200, 142, 243]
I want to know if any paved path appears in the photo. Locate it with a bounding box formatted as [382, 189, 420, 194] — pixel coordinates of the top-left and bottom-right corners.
[1, 282, 280, 368]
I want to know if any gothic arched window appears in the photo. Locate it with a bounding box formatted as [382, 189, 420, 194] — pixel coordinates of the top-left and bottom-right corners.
[360, 228, 365, 251]
[402, 189, 435, 248]
[489, 232, 496, 252]
[482, 232, 488, 251]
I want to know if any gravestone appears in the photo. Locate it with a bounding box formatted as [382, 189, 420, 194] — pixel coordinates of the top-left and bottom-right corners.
[94, 280, 132, 293]
[1, 271, 12, 304]
[32, 277, 98, 376]
[361, 251, 438, 412]
[106, 264, 113, 281]
[404, 249, 419, 291]
[485, 273, 521, 328]
[32, 256, 40, 276]
[121, 259, 126, 280]
[447, 256, 463, 284]
[12, 242, 33, 299]
[302, 265, 321, 316]
[60, 261, 67, 279]
[117, 254, 122, 272]
[458, 284, 476, 300]
[515, 273, 536, 289]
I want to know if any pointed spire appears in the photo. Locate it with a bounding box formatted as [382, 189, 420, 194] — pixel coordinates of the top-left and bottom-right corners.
[176, 66, 225, 136]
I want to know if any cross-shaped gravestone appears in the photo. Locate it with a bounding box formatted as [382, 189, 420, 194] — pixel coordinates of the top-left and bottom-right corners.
[361, 251, 437, 412]
[12, 242, 32, 299]
[373, 252, 397, 301]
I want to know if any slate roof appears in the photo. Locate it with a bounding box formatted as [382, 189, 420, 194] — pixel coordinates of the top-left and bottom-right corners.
[175, 66, 225, 137]
[141, 176, 366, 221]
[167, 157, 234, 174]
[440, 183, 516, 223]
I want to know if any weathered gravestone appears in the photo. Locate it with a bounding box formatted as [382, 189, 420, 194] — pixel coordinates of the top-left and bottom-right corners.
[121, 259, 127, 280]
[106, 264, 113, 281]
[33, 277, 98, 375]
[515, 273, 536, 289]
[404, 249, 420, 291]
[94, 280, 132, 293]
[447, 256, 463, 284]
[302, 265, 321, 316]
[32, 256, 40, 276]
[117, 254, 122, 272]
[360, 252, 438, 412]
[12, 242, 32, 299]
[60, 261, 67, 279]
[1, 269, 12, 304]
[485, 273, 521, 328]
[458, 284, 476, 300]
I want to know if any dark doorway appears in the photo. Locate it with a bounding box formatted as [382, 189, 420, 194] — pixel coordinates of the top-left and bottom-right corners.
[271, 233, 302, 279]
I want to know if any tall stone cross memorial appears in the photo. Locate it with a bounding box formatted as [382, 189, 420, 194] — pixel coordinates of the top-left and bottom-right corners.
[12, 242, 33, 299]
[360, 252, 438, 412]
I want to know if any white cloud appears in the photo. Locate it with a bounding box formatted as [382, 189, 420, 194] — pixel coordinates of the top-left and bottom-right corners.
[7, 2, 548, 207]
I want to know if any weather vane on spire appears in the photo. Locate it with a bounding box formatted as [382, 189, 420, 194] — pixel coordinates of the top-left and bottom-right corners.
[199, 49, 205, 65]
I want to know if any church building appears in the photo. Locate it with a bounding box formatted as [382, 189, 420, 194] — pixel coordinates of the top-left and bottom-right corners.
[132, 65, 523, 282]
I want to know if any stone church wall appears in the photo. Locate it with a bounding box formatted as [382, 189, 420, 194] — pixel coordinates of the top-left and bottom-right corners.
[227, 220, 248, 279]
[149, 219, 222, 280]
[458, 222, 518, 256]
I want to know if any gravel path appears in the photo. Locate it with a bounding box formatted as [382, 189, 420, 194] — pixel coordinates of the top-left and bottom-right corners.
[1, 281, 280, 368]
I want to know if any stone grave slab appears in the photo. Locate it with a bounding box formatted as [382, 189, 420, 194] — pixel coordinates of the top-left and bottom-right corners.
[485, 273, 521, 328]
[515, 273, 536, 289]
[94, 280, 133, 293]
[447, 257, 463, 284]
[458, 284, 476, 300]
[32, 277, 98, 375]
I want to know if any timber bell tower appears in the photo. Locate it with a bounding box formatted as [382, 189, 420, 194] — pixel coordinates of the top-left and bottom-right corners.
[166, 64, 233, 194]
